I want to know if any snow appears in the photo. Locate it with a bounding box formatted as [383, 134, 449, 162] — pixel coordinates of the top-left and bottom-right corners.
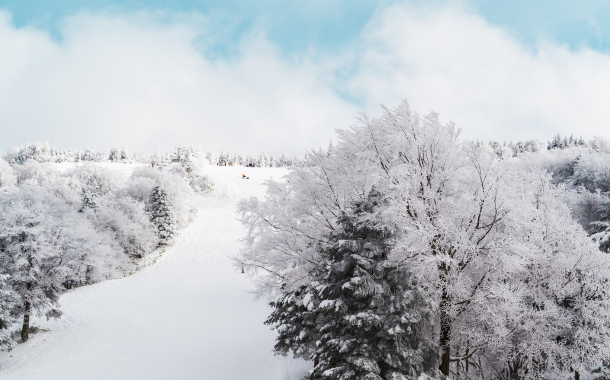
[0, 166, 312, 380]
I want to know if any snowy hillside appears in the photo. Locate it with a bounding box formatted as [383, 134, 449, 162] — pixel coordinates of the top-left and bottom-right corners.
[0, 166, 311, 380]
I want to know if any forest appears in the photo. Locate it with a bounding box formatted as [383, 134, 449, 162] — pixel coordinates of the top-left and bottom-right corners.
[2, 101, 610, 379]
[236, 101, 610, 380]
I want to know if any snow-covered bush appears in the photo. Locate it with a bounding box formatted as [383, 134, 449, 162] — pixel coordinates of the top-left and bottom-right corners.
[89, 196, 157, 258]
[0, 159, 197, 349]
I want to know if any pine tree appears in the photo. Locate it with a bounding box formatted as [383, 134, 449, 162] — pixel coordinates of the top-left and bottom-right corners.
[265, 285, 322, 361]
[120, 146, 129, 162]
[307, 190, 438, 380]
[149, 184, 175, 244]
[109, 146, 121, 162]
[82, 147, 95, 161]
[265, 189, 439, 380]
[259, 151, 269, 167]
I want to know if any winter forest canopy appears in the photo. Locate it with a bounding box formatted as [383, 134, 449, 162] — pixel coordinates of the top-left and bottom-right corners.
[236, 101, 610, 380]
[3, 102, 610, 379]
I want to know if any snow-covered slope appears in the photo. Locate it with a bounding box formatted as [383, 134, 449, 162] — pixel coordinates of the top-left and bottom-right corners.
[0, 166, 312, 380]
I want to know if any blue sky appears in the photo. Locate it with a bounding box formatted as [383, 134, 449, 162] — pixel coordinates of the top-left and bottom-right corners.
[4, 0, 610, 53]
[1, 0, 610, 154]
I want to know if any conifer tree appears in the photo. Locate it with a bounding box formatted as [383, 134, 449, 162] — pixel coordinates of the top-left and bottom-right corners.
[109, 146, 121, 162]
[79, 187, 99, 212]
[265, 189, 438, 380]
[265, 285, 322, 361]
[149, 184, 175, 244]
[307, 190, 438, 380]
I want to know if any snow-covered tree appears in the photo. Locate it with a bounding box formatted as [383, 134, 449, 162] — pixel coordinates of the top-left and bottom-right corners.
[109, 146, 121, 162]
[259, 151, 269, 167]
[0, 187, 70, 342]
[149, 184, 175, 244]
[0, 159, 16, 188]
[309, 189, 438, 380]
[0, 274, 18, 351]
[237, 101, 610, 379]
[81, 147, 96, 162]
[120, 146, 129, 162]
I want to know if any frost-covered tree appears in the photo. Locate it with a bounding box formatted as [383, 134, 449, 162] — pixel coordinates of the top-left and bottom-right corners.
[238, 101, 610, 380]
[81, 147, 96, 162]
[0, 274, 19, 351]
[109, 146, 121, 162]
[0, 187, 69, 342]
[0, 159, 16, 188]
[120, 146, 129, 162]
[149, 184, 175, 244]
[259, 151, 269, 167]
[309, 189, 438, 380]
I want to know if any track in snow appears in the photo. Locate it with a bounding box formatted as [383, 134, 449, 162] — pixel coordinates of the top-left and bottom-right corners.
[0, 166, 311, 380]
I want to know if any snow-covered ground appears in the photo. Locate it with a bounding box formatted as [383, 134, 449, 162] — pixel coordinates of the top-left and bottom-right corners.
[0, 166, 312, 380]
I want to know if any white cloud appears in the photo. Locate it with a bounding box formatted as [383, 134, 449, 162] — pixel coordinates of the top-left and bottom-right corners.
[0, 11, 356, 156]
[1, 3, 610, 155]
[349, 2, 610, 142]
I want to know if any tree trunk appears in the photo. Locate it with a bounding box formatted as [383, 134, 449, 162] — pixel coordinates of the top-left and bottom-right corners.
[439, 288, 452, 377]
[21, 300, 31, 343]
[575, 370, 580, 380]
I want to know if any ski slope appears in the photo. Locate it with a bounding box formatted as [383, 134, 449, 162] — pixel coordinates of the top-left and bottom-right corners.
[0, 166, 312, 380]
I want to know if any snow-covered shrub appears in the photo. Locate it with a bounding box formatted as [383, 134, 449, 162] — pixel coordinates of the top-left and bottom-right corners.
[89, 196, 157, 258]
[67, 164, 125, 195]
[12, 160, 61, 187]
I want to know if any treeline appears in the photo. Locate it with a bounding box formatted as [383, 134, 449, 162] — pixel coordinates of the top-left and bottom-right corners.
[2, 141, 305, 168]
[0, 152, 208, 349]
[207, 149, 305, 167]
[237, 102, 610, 380]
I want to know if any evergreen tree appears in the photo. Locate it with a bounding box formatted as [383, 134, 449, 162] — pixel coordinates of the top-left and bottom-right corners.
[265, 189, 438, 380]
[591, 199, 610, 252]
[109, 146, 121, 162]
[307, 190, 438, 380]
[265, 285, 322, 361]
[259, 151, 269, 167]
[149, 184, 175, 244]
[81, 147, 95, 162]
[120, 146, 129, 162]
[79, 187, 98, 212]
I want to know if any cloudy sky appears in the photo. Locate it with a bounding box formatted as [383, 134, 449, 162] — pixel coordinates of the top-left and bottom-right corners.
[1, 0, 610, 156]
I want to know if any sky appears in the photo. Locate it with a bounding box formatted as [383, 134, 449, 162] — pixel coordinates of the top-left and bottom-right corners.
[1, 0, 610, 156]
